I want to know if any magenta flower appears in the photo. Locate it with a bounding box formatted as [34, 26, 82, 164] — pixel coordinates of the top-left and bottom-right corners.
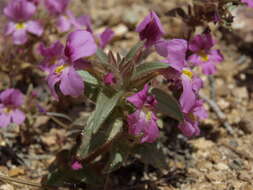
[136, 11, 165, 47]
[39, 41, 64, 62]
[44, 0, 94, 34]
[155, 38, 206, 137]
[58, 13, 114, 47]
[4, 0, 43, 45]
[168, 67, 202, 115]
[44, 0, 70, 15]
[104, 73, 116, 85]
[99, 28, 114, 49]
[128, 110, 159, 143]
[56, 11, 92, 33]
[27, 0, 40, 6]
[71, 160, 83, 170]
[188, 33, 223, 75]
[241, 0, 253, 7]
[178, 99, 207, 137]
[156, 39, 188, 71]
[0, 89, 25, 128]
[44, 0, 90, 33]
[156, 39, 200, 113]
[127, 85, 159, 143]
[41, 30, 97, 100]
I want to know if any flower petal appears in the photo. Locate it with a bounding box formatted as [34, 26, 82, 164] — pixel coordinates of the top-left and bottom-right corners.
[241, 0, 253, 7]
[177, 119, 200, 137]
[0, 113, 11, 128]
[4, 22, 15, 35]
[99, 28, 114, 49]
[180, 75, 196, 113]
[59, 66, 84, 97]
[26, 20, 43, 36]
[11, 109, 25, 125]
[4, 0, 36, 22]
[56, 16, 71, 33]
[12, 29, 28, 45]
[136, 11, 165, 47]
[127, 84, 149, 109]
[38, 41, 64, 58]
[141, 112, 159, 143]
[44, 0, 70, 15]
[0, 88, 24, 107]
[155, 39, 187, 71]
[65, 30, 97, 62]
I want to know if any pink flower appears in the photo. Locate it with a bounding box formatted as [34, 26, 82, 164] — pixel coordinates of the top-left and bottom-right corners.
[0, 89, 25, 128]
[99, 28, 114, 49]
[136, 11, 165, 47]
[156, 39, 188, 71]
[104, 73, 116, 85]
[127, 85, 159, 143]
[44, 0, 70, 15]
[4, 0, 43, 45]
[41, 30, 97, 100]
[155, 38, 207, 137]
[241, 0, 253, 7]
[27, 0, 40, 6]
[128, 110, 159, 143]
[188, 33, 224, 75]
[56, 11, 92, 33]
[156, 38, 202, 113]
[178, 99, 208, 137]
[71, 161, 83, 170]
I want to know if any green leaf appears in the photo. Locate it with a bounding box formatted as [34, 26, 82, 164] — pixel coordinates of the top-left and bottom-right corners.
[77, 70, 99, 85]
[134, 143, 168, 170]
[124, 41, 144, 63]
[96, 48, 108, 64]
[133, 61, 169, 79]
[103, 138, 132, 173]
[78, 118, 123, 159]
[151, 88, 184, 122]
[46, 112, 72, 121]
[44, 150, 103, 187]
[88, 90, 124, 134]
[44, 167, 102, 187]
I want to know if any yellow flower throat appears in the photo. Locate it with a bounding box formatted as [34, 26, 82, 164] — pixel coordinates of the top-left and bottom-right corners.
[15, 23, 26, 30]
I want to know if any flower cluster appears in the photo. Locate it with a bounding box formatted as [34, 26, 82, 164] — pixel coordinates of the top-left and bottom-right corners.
[1, 0, 225, 141]
[39, 30, 97, 100]
[130, 11, 216, 139]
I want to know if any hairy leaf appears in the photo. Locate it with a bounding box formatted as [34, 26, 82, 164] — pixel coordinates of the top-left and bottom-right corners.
[151, 88, 184, 122]
[88, 90, 124, 134]
[123, 41, 145, 64]
[134, 143, 168, 170]
[133, 61, 169, 79]
[77, 70, 99, 85]
[46, 112, 72, 121]
[96, 48, 109, 64]
[103, 138, 132, 173]
[78, 118, 123, 159]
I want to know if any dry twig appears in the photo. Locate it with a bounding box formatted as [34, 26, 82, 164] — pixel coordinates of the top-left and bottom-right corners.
[200, 93, 234, 135]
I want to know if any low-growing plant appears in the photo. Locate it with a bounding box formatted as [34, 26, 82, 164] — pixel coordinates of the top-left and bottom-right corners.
[0, 0, 252, 188]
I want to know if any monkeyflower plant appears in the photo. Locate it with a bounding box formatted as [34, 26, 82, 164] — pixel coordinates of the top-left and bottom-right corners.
[2, 0, 251, 188]
[40, 11, 216, 187]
